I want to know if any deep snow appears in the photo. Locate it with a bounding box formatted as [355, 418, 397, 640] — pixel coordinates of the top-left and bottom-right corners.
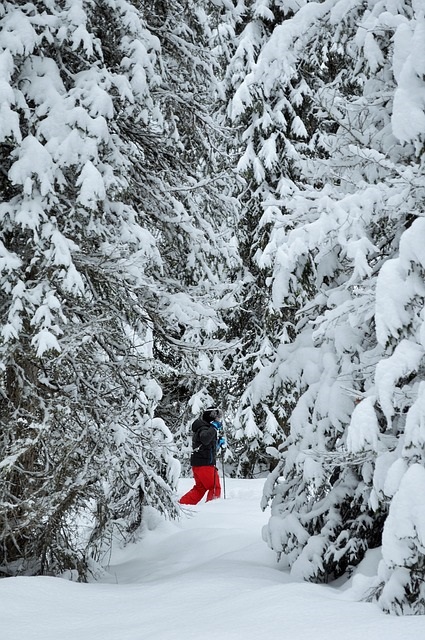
[1, 478, 424, 640]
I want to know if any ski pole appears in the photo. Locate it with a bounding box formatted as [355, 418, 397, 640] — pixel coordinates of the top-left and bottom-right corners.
[221, 446, 226, 499]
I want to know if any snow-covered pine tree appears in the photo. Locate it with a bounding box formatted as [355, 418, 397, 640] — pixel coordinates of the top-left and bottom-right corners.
[136, 0, 241, 472]
[255, 0, 399, 583]
[373, 181, 425, 610]
[220, 0, 425, 605]
[215, 0, 312, 477]
[0, 0, 236, 578]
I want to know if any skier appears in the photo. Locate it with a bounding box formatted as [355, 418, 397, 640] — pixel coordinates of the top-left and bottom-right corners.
[179, 407, 225, 505]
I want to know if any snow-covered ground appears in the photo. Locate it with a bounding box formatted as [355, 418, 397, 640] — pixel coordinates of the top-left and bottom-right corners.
[2, 478, 424, 639]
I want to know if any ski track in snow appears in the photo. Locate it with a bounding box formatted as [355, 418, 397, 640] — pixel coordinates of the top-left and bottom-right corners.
[1, 479, 424, 640]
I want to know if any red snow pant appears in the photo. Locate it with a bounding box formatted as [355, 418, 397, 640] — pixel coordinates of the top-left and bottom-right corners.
[179, 466, 221, 505]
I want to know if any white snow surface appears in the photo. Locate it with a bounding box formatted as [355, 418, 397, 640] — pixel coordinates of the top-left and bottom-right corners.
[1, 478, 424, 640]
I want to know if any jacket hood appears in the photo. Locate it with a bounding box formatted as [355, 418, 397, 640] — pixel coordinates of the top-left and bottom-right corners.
[192, 418, 210, 431]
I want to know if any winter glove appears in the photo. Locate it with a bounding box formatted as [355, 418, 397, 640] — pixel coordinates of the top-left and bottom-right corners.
[217, 436, 226, 450]
[212, 420, 223, 432]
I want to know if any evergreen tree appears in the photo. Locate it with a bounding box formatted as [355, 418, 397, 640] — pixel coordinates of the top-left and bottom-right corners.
[0, 0, 236, 578]
[220, 0, 425, 613]
[137, 0, 241, 471]
[216, 0, 310, 477]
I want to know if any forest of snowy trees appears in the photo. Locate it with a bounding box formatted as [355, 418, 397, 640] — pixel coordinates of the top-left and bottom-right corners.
[1, 0, 425, 616]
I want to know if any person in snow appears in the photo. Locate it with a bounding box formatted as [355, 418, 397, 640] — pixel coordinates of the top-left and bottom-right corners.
[179, 407, 225, 505]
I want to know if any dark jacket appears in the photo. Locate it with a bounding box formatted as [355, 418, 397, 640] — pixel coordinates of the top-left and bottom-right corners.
[190, 418, 217, 467]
